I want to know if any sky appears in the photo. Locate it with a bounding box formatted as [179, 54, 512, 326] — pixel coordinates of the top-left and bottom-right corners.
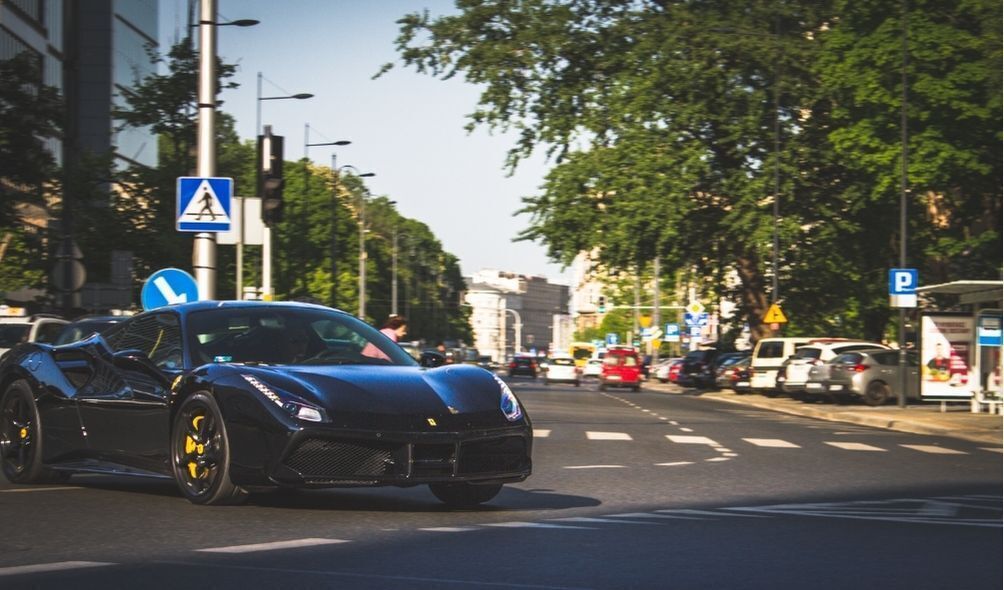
[158, 0, 568, 284]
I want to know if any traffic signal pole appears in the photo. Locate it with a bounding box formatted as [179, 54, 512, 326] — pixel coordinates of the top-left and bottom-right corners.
[193, 0, 217, 300]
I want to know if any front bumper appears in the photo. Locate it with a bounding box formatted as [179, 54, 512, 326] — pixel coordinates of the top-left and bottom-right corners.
[266, 426, 533, 488]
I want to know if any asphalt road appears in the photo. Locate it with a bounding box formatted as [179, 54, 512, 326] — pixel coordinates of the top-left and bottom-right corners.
[2, 378, 1001, 589]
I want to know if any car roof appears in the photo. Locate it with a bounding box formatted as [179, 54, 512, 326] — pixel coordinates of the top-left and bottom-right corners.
[137, 300, 347, 318]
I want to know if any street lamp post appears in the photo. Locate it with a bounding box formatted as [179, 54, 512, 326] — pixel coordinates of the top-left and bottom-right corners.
[255, 72, 312, 300]
[301, 124, 350, 296]
[335, 165, 375, 318]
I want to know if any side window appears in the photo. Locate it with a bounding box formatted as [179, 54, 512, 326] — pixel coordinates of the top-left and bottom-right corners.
[758, 341, 783, 359]
[113, 314, 183, 370]
[34, 321, 66, 344]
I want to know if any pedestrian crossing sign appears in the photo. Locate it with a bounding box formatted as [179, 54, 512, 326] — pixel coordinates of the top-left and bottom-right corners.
[177, 177, 233, 232]
[763, 303, 788, 324]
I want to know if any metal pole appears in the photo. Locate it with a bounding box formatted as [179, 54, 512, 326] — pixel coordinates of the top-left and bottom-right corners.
[897, 0, 910, 408]
[392, 228, 399, 315]
[652, 256, 661, 363]
[330, 154, 339, 308]
[235, 197, 243, 299]
[358, 195, 366, 319]
[499, 298, 506, 361]
[193, 0, 217, 300]
[772, 17, 781, 305]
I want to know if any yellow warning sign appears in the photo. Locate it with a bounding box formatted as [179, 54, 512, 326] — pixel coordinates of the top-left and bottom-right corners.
[639, 315, 652, 328]
[763, 303, 788, 324]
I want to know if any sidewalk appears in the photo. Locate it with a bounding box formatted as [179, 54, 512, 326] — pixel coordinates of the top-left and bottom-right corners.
[645, 381, 1003, 446]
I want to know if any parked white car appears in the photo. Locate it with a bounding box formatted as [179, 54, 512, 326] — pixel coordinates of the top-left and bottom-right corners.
[582, 358, 603, 379]
[544, 354, 581, 386]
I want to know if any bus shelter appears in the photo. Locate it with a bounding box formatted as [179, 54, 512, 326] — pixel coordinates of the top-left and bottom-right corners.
[915, 280, 1002, 413]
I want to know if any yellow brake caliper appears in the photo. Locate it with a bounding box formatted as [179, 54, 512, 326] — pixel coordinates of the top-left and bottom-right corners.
[186, 415, 206, 479]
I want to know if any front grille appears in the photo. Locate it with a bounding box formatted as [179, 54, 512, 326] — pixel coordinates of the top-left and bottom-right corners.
[283, 438, 401, 478]
[458, 436, 529, 475]
[412, 443, 457, 477]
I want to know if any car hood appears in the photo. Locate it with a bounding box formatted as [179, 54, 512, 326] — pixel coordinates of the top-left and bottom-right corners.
[223, 363, 516, 430]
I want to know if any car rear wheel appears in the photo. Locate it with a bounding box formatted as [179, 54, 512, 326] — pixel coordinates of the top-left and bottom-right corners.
[429, 482, 503, 507]
[0, 380, 63, 484]
[863, 381, 891, 407]
[171, 393, 248, 505]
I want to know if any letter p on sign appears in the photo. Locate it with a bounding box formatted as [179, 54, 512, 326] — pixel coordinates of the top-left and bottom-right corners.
[889, 268, 918, 308]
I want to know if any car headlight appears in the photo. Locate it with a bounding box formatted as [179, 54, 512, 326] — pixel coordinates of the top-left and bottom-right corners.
[241, 374, 328, 423]
[493, 374, 523, 422]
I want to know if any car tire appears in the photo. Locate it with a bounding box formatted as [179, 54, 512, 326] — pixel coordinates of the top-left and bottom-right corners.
[543, 379, 549, 386]
[574, 380, 580, 387]
[863, 381, 891, 407]
[632, 385, 641, 392]
[0, 380, 63, 484]
[171, 392, 248, 505]
[429, 482, 503, 507]
[599, 382, 607, 391]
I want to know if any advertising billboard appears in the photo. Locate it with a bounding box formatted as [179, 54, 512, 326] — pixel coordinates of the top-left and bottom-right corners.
[920, 314, 976, 399]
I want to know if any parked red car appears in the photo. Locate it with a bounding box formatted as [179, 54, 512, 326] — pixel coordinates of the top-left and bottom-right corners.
[599, 347, 643, 391]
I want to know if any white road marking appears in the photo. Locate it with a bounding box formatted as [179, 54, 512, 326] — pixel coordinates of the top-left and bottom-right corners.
[0, 486, 83, 493]
[705, 457, 731, 462]
[549, 517, 659, 525]
[420, 527, 478, 533]
[607, 512, 705, 521]
[900, 444, 966, 455]
[679, 427, 694, 433]
[744, 438, 801, 448]
[586, 431, 633, 440]
[0, 561, 114, 577]
[666, 435, 720, 446]
[484, 521, 592, 530]
[655, 461, 695, 467]
[825, 442, 886, 452]
[980, 447, 1002, 453]
[563, 464, 626, 469]
[669, 421, 679, 425]
[661, 509, 769, 519]
[533, 429, 551, 438]
[197, 538, 348, 553]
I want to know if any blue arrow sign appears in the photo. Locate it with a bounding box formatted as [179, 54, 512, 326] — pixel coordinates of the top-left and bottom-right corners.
[605, 333, 619, 346]
[141, 268, 199, 310]
[177, 177, 233, 232]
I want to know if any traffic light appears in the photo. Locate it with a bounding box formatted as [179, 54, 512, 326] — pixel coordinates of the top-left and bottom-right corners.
[597, 295, 606, 313]
[258, 127, 284, 226]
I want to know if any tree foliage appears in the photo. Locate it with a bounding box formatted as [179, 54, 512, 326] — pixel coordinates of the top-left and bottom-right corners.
[392, 0, 1001, 342]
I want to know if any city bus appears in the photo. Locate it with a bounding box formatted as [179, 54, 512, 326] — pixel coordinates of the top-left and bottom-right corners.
[569, 341, 597, 368]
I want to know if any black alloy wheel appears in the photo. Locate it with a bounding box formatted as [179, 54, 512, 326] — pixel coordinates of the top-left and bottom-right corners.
[429, 482, 503, 507]
[863, 381, 891, 407]
[0, 380, 60, 484]
[171, 393, 248, 505]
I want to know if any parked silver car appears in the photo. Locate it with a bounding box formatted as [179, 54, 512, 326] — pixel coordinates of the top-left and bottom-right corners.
[777, 340, 888, 398]
[824, 349, 919, 406]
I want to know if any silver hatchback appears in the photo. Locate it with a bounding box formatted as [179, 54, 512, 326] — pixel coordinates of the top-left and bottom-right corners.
[824, 349, 920, 406]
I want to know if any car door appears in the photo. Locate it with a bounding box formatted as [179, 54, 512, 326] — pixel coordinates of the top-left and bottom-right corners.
[76, 312, 179, 472]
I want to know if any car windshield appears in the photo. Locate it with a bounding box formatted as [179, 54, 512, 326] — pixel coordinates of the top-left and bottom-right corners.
[0, 324, 30, 348]
[187, 307, 418, 367]
[54, 320, 119, 345]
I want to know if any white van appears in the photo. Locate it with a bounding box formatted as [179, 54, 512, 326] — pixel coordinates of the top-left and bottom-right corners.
[749, 337, 817, 395]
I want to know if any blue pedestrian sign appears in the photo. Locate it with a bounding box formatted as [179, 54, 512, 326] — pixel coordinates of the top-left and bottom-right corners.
[888, 268, 918, 308]
[684, 312, 709, 327]
[141, 268, 199, 311]
[177, 177, 233, 232]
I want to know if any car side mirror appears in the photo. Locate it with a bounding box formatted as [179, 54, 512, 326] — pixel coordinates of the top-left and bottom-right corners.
[420, 351, 446, 368]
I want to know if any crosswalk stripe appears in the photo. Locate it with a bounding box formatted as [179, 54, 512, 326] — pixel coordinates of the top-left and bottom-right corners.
[666, 435, 720, 446]
[484, 521, 593, 530]
[825, 442, 886, 452]
[655, 461, 695, 466]
[900, 444, 966, 455]
[420, 527, 478, 533]
[744, 438, 801, 448]
[197, 538, 348, 553]
[586, 431, 633, 440]
[979, 447, 1002, 453]
[564, 464, 626, 469]
[533, 429, 551, 438]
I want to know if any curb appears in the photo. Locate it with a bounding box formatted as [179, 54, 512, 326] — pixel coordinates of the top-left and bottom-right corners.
[644, 382, 1003, 446]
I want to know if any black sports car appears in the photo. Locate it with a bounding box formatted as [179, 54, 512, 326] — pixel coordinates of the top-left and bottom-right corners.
[0, 301, 532, 506]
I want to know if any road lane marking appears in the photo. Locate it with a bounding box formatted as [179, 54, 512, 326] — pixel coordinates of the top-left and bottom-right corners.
[197, 538, 348, 553]
[825, 442, 886, 451]
[0, 486, 84, 493]
[679, 427, 694, 432]
[484, 521, 594, 530]
[980, 447, 1002, 453]
[655, 461, 695, 466]
[586, 431, 633, 440]
[420, 527, 478, 532]
[705, 457, 731, 462]
[0, 561, 115, 577]
[549, 517, 659, 525]
[533, 429, 551, 438]
[661, 509, 769, 519]
[900, 444, 966, 455]
[563, 464, 626, 469]
[607, 512, 706, 521]
[665, 435, 720, 446]
[744, 438, 801, 448]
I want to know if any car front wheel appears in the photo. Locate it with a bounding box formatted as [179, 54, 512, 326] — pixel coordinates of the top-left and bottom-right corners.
[171, 393, 248, 505]
[0, 380, 63, 484]
[863, 381, 891, 407]
[429, 482, 503, 507]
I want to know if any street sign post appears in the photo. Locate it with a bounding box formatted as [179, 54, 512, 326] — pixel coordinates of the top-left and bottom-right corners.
[141, 268, 199, 310]
[665, 323, 680, 343]
[889, 268, 918, 308]
[177, 177, 233, 232]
